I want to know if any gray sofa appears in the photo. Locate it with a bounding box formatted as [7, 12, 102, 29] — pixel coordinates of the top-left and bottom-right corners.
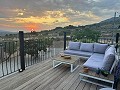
[64, 41, 117, 74]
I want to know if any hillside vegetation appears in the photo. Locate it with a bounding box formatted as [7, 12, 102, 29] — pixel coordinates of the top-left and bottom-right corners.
[38, 17, 120, 38]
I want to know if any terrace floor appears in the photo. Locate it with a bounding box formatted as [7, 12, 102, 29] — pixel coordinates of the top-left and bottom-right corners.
[0, 58, 106, 90]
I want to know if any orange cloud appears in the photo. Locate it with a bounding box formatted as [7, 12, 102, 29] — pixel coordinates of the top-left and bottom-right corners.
[14, 15, 69, 25]
[0, 10, 69, 25]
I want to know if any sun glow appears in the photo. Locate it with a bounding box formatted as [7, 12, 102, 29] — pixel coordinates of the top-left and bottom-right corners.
[24, 23, 40, 31]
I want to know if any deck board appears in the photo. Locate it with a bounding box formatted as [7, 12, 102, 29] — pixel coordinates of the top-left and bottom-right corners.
[43, 68, 69, 90]
[69, 77, 81, 90]
[75, 81, 86, 90]
[90, 84, 97, 90]
[0, 60, 51, 84]
[82, 83, 91, 90]
[0, 59, 104, 90]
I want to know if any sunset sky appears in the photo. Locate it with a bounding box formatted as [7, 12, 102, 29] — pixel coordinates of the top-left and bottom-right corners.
[0, 0, 120, 32]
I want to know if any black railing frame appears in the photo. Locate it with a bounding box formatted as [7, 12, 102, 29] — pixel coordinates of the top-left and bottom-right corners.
[64, 32, 66, 50]
[19, 31, 25, 72]
[115, 33, 119, 51]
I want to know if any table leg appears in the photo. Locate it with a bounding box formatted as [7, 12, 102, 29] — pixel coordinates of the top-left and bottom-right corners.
[53, 60, 62, 68]
[71, 64, 79, 72]
[71, 64, 73, 72]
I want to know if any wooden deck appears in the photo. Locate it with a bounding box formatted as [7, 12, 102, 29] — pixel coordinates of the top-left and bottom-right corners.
[0, 59, 103, 90]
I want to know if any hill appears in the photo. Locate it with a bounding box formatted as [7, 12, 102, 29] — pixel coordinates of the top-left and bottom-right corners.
[97, 17, 120, 29]
[0, 30, 17, 36]
[37, 16, 120, 38]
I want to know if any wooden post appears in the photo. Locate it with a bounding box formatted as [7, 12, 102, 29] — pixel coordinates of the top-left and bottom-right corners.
[19, 31, 25, 72]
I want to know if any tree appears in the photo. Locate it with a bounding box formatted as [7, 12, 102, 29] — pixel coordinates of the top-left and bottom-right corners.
[72, 28, 100, 42]
[24, 38, 53, 57]
[64, 25, 76, 29]
[24, 40, 39, 56]
[4, 41, 17, 61]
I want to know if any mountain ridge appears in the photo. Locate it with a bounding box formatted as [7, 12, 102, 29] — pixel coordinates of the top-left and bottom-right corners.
[0, 30, 17, 36]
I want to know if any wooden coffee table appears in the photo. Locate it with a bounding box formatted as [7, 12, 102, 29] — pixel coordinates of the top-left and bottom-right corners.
[52, 55, 80, 72]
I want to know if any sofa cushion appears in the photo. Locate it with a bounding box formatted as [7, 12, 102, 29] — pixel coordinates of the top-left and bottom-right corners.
[80, 43, 94, 52]
[68, 41, 80, 50]
[83, 53, 104, 70]
[64, 50, 92, 57]
[102, 47, 115, 71]
[79, 51, 93, 57]
[94, 43, 108, 54]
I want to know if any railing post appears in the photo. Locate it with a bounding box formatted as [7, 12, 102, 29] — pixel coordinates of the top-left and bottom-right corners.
[19, 31, 25, 72]
[115, 33, 119, 51]
[64, 32, 66, 50]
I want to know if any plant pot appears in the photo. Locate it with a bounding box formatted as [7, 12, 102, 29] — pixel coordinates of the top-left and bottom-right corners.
[83, 68, 89, 73]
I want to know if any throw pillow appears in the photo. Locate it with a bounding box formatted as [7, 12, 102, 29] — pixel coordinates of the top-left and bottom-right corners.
[102, 46, 115, 72]
[102, 51, 115, 72]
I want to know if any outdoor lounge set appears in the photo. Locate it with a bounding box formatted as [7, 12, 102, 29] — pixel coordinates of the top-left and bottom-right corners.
[64, 41, 119, 89]
[64, 41, 117, 74]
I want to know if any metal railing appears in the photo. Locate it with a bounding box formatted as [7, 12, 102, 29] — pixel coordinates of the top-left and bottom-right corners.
[66, 36, 116, 48]
[0, 31, 64, 77]
[0, 40, 20, 78]
[0, 31, 119, 78]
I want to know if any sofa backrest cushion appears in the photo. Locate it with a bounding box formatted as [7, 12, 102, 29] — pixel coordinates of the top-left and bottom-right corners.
[68, 41, 80, 50]
[105, 46, 115, 54]
[94, 43, 108, 54]
[80, 43, 94, 52]
[102, 47, 115, 72]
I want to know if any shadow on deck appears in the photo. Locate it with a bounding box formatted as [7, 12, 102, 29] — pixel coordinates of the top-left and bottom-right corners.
[0, 58, 103, 90]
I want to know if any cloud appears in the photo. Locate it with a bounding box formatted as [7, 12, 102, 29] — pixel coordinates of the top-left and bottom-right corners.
[60, 8, 101, 26]
[0, 24, 17, 28]
[14, 10, 68, 25]
[0, 10, 69, 31]
[14, 16, 69, 25]
[0, 0, 120, 31]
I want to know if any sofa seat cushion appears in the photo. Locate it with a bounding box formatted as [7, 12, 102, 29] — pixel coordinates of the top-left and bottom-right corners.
[94, 43, 108, 54]
[64, 50, 93, 57]
[78, 51, 93, 57]
[68, 41, 80, 50]
[80, 43, 94, 52]
[102, 47, 115, 71]
[83, 53, 104, 70]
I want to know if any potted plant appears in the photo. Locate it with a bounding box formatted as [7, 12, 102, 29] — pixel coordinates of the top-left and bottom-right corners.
[101, 70, 109, 77]
[96, 68, 109, 77]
